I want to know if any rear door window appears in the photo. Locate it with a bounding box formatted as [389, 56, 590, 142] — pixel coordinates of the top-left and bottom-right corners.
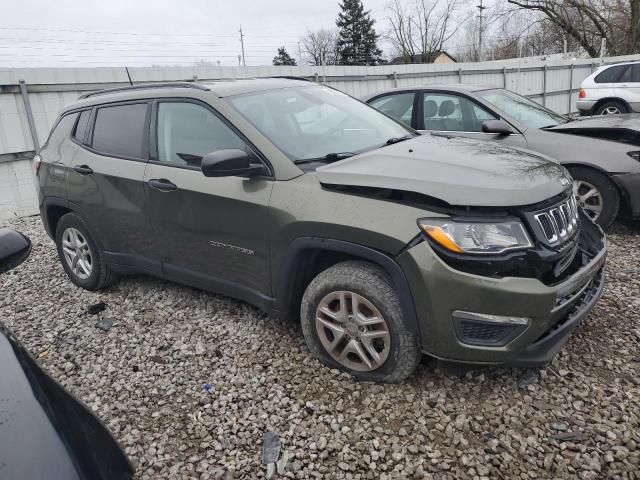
[91, 103, 148, 159]
[633, 64, 640, 82]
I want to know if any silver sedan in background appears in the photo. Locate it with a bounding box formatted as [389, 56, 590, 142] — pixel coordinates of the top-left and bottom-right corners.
[364, 85, 640, 229]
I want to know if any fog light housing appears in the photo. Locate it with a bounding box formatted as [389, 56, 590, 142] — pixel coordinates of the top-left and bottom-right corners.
[452, 311, 529, 347]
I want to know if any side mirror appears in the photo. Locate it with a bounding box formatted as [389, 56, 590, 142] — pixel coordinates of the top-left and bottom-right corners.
[0, 229, 31, 274]
[201, 149, 267, 178]
[482, 120, 516, 135]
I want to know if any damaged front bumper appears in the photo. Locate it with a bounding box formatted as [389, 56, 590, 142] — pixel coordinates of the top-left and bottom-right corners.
[398, 219, 607, 366]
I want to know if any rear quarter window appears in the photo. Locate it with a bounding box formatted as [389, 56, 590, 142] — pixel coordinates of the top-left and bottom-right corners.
[73, 109, 92, 144]
[42, 113, 78, 152]
[91, 103, 148, 159]
[594, 65, 630, 84]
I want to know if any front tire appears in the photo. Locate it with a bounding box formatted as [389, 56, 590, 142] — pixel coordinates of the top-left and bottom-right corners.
[568, 167, 620, 229]
[300, 261, 421, 383]
[55, 213, 118, 290]
[594, 100, 628, 115]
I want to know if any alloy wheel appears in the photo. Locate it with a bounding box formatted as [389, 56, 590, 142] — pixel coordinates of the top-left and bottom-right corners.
[600, 106, 621, 115]
[61, 227, 93, 280]
[315, 290, 390, 372]
[573, 180, 603, 221]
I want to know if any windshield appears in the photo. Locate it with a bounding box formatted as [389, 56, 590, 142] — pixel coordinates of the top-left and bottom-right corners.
[226, 85, 412, 162]
[477, 89, 567, 129]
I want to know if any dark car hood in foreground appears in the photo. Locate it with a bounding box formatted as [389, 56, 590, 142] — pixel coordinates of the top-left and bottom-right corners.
[547, 114, 640, 146]
[0, 323, 133, 480]
[317, 134, 569, 207]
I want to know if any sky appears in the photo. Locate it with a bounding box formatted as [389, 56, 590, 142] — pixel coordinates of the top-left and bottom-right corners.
[0, 0, 396, 67]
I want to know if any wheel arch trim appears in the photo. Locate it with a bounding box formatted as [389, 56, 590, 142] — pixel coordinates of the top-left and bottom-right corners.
[274, 237, 422, 337]
[591, 97, 631, 113]
[42, 197, 103, 249]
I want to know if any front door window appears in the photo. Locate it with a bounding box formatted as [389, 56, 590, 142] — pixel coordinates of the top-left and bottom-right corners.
[156, 102, 248, 168]
[422, 93, 497, 132]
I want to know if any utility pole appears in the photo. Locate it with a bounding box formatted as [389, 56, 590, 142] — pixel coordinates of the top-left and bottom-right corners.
[298, 41, 302, 65]
[239, 25, 246, 67]
[477, 0, 486, 61]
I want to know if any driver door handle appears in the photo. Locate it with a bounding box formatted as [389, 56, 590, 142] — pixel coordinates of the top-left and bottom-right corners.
[148, 178, 177, 192]
[72, 164, 93, 175]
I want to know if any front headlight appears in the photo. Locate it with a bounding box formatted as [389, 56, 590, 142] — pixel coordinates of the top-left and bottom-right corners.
[418, 218, 533, 255]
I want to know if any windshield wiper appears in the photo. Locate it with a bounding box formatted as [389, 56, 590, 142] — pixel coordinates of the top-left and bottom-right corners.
[293, 152, 355, 165]
[385, 134, 414, 146]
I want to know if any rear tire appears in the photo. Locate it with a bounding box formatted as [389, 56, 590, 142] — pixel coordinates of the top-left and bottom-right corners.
[568, 167, 620, 229]
[594, 100, 628, 116]
[300, 261, 421, 383]
[55, 213, 118, 290]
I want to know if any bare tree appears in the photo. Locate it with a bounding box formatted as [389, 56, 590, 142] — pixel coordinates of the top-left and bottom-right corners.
[505, 0, 640, 56]
[386, 0, 465, 63]
[300, 29, 339, 66]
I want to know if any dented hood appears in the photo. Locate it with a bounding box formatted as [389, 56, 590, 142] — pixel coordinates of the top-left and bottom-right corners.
[546, 114, 640, 146]
[316, 134, 569, 207]
[549, 114, 640, 132]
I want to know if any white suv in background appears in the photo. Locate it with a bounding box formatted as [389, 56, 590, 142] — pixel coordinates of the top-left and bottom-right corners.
[577, 61, 640, 115]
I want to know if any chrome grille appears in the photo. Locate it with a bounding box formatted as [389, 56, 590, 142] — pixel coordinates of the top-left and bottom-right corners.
[534, 196, 579, 245]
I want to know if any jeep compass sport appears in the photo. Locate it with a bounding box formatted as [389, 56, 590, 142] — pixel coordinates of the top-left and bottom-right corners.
[37, 79, 607, 383]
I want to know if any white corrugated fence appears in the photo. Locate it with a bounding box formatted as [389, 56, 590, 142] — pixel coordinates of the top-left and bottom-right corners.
[1, 54, 639, 220]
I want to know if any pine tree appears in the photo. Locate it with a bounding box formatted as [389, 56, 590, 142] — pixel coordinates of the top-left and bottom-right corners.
[272, 47, 297, 66]
[335, 0, 383, 65]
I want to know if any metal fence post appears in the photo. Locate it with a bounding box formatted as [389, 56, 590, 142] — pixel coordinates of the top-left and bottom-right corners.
[503, 67, 507, 88]
[393, 71, 398, 88]
[458, 68, 462, 83]
[18, 80, 40, 153]
[542, 65, 547, 107]
[568, 63, 574, 115]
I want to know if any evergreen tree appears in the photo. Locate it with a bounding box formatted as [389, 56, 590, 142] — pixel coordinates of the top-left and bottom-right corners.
[335, 0, 383, 65]
[272, 47, 297, 66]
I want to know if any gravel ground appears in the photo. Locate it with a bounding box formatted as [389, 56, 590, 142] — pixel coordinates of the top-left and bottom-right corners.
[1, 215, 639, 479]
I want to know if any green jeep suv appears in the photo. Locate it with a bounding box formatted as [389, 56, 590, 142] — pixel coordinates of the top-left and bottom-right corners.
[36, 79, 607, 382]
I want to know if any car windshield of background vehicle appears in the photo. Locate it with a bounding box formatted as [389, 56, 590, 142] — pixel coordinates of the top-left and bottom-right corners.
[226, 86, 412, 162]
[478, 89, 568, 129]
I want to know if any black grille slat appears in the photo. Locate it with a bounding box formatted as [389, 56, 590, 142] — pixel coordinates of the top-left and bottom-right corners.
[533, 197, 579, 246]
[538, 214, 555, 240]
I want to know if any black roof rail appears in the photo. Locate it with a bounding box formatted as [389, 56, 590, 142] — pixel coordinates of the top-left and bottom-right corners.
[79, 81, 210, 99]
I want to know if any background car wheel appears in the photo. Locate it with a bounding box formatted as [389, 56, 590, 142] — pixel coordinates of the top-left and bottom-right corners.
[594, 100, 628, 116]
[55, 213, 118, 290]
[300, 260, 421, 383]
[568, 167, 620, 229]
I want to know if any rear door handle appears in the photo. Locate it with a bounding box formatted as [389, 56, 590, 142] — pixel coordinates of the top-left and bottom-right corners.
[72, 164, 93, 175]
[148, 178, 177, 192]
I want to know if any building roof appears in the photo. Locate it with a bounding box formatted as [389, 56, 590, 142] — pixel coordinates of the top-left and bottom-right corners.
[389, 51, 457, 65]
